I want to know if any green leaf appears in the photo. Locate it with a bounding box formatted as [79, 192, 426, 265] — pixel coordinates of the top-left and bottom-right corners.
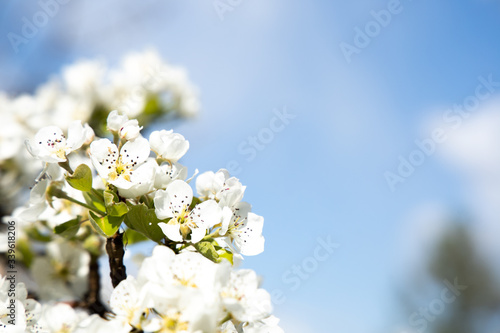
[143, 94, 161, 115]
[83, 190, 106, 213]
[194, 241, 220, 263]
[215, 246, 234, 265]
[108, 202, 129, 217]
[124, 228, 149, 245]
[123, 204, 165, 243]
[16, 239, 34, 268]
[83, 234, 103, 257]
[104, 190, 129, 217]
[88, 211, 123, 237]
[136, 95, 165, 126]
[88, 105, 111, 138]
[66, 164, 93, 192]
[54, 216, 81, 239]
[25, 227, 52, 242]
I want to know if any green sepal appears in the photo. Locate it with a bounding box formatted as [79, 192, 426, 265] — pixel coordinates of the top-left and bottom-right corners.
[104, 190, 129, 217]
[104, 190, 119, 205]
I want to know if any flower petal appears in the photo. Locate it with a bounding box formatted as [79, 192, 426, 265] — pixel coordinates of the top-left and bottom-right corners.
[117, 160, 155, 198]
[120, 136, 150, 166]
[166, 180, 193, 214]
[149, 129, 189, 162]
[189, 226, 207, 243]
[66, 120, 86, 150]
[158, 222, 183, 242]
[89, 138, 118, 179]
[220, 206, 233, 236]
[107, 110, 128, 132]
[190, 199, 221, 229]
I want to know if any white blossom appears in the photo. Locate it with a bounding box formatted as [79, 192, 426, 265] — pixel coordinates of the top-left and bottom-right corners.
[138, 246, 230, 298]
[154, 162, 188, 189]
[62, 59, 104, 99]
[0, 112, 26, 160]
[143, 292, 217, 333]
[73, 315, 127, 333]
[107, 110, 129, 133]
[90, 137, 151, 191]
[27, 121, 87, 163]
[117, 158, 156, 199]
[155, 180, 221, 243]
[218, 320, 238, 333]
[31, 242, 90, 301]
[106, 110, 143, 141]
[108, 50, 200, 118]
[137, 246, 229, 332]
[242, 316, 284, 333]
[37, 303, 89, 333]
[109, 276, 148, 331]
[15, 179, 51, 223]
[0, 276, 42, 332]
[0, 57, 285, 333]
[149, 130, 189, 163]
[220, 202, 265, 256]
[82, 123, 95, 145]
[196, 170, 246, 208]
[221, 270, 272, 323]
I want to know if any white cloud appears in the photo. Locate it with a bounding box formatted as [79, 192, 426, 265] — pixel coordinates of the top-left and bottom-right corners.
[439, 98, 500, 175]
[435, 97, 500, 262]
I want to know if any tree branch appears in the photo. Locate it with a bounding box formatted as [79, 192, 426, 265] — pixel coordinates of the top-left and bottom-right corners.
[106, 231, 127, 288]
[83, 253, 107, 317]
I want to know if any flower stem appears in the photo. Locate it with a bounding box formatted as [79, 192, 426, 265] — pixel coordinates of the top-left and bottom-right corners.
[218, 313, 232, 326]
[58, 160, 74, 174]
[64, 195, 106, 216]
[203, 230, 221, 241]
[113, 132, 120, 146]
[47, 186, 106, 216]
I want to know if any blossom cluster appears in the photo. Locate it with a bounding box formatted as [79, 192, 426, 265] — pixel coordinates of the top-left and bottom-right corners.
[0, 50, 199, 213]
[1, 248, 282, 332]
[1, 110, 281, 332]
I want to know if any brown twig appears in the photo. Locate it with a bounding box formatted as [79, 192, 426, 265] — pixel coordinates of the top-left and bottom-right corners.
[82, 253, 108, 317]
[106, 231, 127, 288]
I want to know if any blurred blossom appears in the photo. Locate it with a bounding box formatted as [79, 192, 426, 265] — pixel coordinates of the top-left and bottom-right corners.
[0, 49, 199, 214]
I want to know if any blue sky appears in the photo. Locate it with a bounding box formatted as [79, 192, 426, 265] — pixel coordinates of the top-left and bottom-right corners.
[2, 1, 500, 332]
